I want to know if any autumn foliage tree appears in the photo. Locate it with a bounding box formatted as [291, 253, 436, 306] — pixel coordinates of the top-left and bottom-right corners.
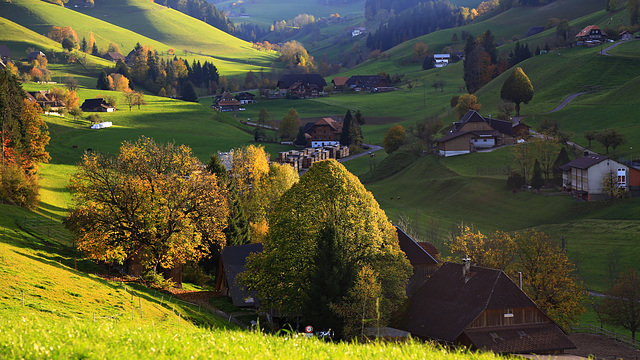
[241, 160, 411, 338]
[447, 226, 585, 329]
[383, 124, 406, 153]
[0, 70, 50, 208]
[455, 94, 481, 119]
[603, 268, 640, 339]
[500, 67, 534, 117]
[66, 137, 228, 274]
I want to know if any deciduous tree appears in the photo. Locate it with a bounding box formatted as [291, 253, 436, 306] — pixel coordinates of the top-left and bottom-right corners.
[241, 160, 411, 337]
[383, 124, 405, 153]
[603, 268, 640, 339]
[455, 94, 481, 119]
[500, 67, 534, 116]
[279, 108, 301, 140]
[66, 137, 228, 273]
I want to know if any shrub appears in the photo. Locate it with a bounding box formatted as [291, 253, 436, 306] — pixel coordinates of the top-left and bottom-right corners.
[142, 270, 176, 289]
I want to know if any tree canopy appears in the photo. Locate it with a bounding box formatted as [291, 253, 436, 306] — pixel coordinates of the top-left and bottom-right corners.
[66, 137, 228, 272]
[500, 67, 534, 116]
[241, 160, 411, 337]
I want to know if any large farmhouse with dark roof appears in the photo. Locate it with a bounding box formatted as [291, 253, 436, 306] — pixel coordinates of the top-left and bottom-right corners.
[438, 111, 515, 157]
[345, 75, 388, 91]
[307, 117, 342, 147]
[80, 98, 115, 112]
[400, 262, 575, 354]
[277, 74, 327, 90]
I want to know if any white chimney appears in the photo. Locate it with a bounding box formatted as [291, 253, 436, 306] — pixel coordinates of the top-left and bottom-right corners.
[462, 256, 471, 277]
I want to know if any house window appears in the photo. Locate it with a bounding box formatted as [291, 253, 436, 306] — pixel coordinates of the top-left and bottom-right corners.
[489, 332, 504, 342]
[618, 168, 627, 187]
[504, 308, 514, 318]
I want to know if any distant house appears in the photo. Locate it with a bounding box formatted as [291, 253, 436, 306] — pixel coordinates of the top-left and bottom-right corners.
[559, 153, 640, 201]
[287, 81, 321, 99]
[331, 77, 349, 90]
[433, 54, 451, 68]
[395, 226, 438, 297]
[345, 75, 389, 91]
[512, 122, 530, 139]
[619, 30, 633, 41]
[81, 98, 115, 112]
[216, 243, 263, 307]
[277, 74, 327, 90]
[307, 117, 342, 147]
[0, 45, 12, 62]
[105, 52, 125, 63]
[214, 92, 242, 112]
[400, 261, 575, 354]
[351, 27, 366, 37]
[27, 51, 45, 63]
[25, 90, 66, 111]
[437, 111, 514, 157]
[575, 25, 607, 45]
[235, 92, 256, 105]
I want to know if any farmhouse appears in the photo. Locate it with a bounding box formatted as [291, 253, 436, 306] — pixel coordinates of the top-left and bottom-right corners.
[438, 111, 515, 157]
[619, 31, 633, 41]
[235, 92, 256, 104]
[559, 153, 640, 201]
[395, 226, 438, 297]
[27, 51, 45, 63]
[25, 90, 66, 111]
[214, 92, 242, 112]
[105, 52, 125, 63]
[80, 98, 115, 112]
[351, 27, 366, 37]
[433, 54, 451, 68]
[400, 261, 575, 354]
[331, 77, 349, 90]
[345, 75, 389, 91]
[216, 243, 263, 307]
[277, 74, 327, 90]
[575, 25, 606, 45]
[287, 81, 322, 99]
[307, 117, 342, 147]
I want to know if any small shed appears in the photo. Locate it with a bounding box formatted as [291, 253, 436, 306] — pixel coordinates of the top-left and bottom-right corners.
[27, 51, 45, 63]
[217, 243, 263, 307]
[619, 31, 633, 41]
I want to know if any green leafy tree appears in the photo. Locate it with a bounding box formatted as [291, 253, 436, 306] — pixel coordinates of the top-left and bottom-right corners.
[596, 128, 625, 155]
[500, 67, 534, 116]
[383, 125, 406, 153]
[603, 268, 640, 339]
[241, 160, 411, 337]
[62, 37, 76, 52]
[258, 107, 270, 126]
[66, 137, 229, 274]
[584, 130, 597, 148]
[294, 126, 307, 146]
[279, 108, 301, 140]
[206, 153, 228, 184]
[602, 170, 626, 199]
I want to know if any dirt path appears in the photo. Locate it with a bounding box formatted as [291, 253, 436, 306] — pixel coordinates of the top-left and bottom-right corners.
[544, 92, 586, 114]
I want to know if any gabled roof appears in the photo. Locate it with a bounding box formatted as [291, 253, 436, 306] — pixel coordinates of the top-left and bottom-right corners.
[332, 77, 348, 86]
[396, 226, 438, 266]
[312, 117, 341, 132]
[277, 74, 327, 89]
[401, 262, 538, 342]
[576, 25, 606, 38]
[562, 153, 609, 170]
[450, 111, 513, 137]
[28, 51, 45, 59]
[81, 98, 113, 108]
[107, 52, 125, 61]
[221, 243, 263, 307]
[465, 323, 575, 353]
[0, 45, 12, 58]
[235, 92, 255, 99]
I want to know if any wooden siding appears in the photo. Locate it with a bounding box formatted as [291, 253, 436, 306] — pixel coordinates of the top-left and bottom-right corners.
[468, 308, 550, 329]
[459, 122, 494, 132]
[439, 133, 475, 152]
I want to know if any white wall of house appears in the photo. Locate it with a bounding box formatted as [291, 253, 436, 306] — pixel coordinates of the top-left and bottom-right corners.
[471, 138, 495, 148]
[570, 159, 629, 199]
[312, 140, 339, 148]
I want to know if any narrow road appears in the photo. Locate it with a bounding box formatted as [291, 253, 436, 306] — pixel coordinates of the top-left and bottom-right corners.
[544, 92, 586, 114]
[600, 39, 636, 56]
[338, 144, 383, 163]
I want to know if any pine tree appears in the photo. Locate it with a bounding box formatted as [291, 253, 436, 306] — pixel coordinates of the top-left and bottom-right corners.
[96, 70, 110, 90]
[302, 222, 356, 339]
[552, 147, 570, 186]
[206, 153, 228, 184]
[181, 81, 198, 102]
[339, 109, 353, 146]
[531, 159, 544, 190]
[294, 126, 307, 146]
[225, 183, 251, 246]
[91, 42, 99, 56]
[81, 37, 88, 53]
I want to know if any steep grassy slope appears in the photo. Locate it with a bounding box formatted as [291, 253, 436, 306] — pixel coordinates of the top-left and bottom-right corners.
[1, 0, 278, 75]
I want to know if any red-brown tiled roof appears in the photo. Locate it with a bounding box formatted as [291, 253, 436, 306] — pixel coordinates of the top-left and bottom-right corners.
[464, 323, 575, 353]
[332, 77, 348, 86]
[575, 25, 605, 38]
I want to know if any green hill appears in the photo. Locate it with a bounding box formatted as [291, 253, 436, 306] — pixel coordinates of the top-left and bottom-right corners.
[1, 0, 279, 75]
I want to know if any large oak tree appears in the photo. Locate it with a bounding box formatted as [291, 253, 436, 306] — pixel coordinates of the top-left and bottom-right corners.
[66, 137, 228, 273]
[500, 67, 534, 116]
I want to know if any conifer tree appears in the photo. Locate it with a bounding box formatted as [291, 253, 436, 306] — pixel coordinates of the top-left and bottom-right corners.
[91, 42, 99, 56]
[96, 70, 110, 90]
[531, 159, 544, 190]
[339, 109, 353, 146]
[224, 183, 251, 246]
[552, 147, 570, 185]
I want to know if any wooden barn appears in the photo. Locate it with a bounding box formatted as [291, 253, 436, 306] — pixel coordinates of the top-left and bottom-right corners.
[216, 243, 263, 307]
[400, 261, 575, 354]
[438, 111, 514, 157]
[395, 226, 438, 297]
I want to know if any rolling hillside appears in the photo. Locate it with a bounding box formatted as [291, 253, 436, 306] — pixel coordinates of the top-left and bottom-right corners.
[1, 0, 279, 75]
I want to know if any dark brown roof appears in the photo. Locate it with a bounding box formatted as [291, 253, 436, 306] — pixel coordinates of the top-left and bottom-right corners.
[437, 130, 474, 143]
[313, 117, 341, 132]
[396, 226, 437, 266]
[107, 52, 125, 61]
[576, 25, 606, 38]
[401, 263, 537, 342]
[465, 323, 575, 353]
[277, 74, 327, 89]
[0, 45, 12, 58]
[562, 154, 608, 170]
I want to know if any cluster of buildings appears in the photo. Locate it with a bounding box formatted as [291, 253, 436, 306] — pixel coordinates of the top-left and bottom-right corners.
[217, 225, 575, 355]
[275, 145, 349, 171]
[212, 91, 255, 112]
[575, 25, 636, 46]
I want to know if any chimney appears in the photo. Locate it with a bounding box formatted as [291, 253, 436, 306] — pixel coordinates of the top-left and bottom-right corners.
[462, 257, 471, 278]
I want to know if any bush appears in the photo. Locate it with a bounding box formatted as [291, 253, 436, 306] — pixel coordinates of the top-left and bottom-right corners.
[507, 171, 525, 190]
[182, 262, 212, 287]
[142, 270, 176, 289]
[0, 163, 39, 209]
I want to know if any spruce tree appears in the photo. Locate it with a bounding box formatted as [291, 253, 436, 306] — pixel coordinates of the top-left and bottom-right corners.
[81, 37, 88, 53]
[339, 109, 353, 146]
[302, 222, 355, 339]
[225, 183, 251, 246]
[294, 126, 307, 146]
[206, 153, 228, 184]
[96, 70, 110, 90]
[531, 159, 544, 191]
[552, 147, 570, 186]
[181, 81, 198, 102]
[91, 42, 99, 56]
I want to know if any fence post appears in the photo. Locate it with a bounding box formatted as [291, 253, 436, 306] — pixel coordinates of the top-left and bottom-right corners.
[160, 296, 164, 305]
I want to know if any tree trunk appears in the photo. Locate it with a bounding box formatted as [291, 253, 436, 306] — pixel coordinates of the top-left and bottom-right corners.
[515, 102, 521, 117]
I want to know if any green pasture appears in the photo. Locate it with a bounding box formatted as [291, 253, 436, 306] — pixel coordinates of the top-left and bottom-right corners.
[607, 38, 640, 58]
[2, 0, 279, 75]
